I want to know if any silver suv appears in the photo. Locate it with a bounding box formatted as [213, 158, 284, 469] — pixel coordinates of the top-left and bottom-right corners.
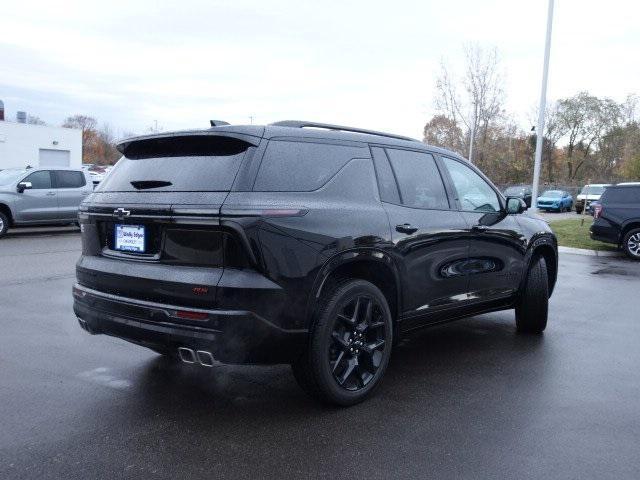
[0, 167, 93, 238]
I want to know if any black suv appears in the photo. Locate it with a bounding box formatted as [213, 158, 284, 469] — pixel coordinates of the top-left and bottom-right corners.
[590, 184, 640, 260]
[73, 121, 558, 405]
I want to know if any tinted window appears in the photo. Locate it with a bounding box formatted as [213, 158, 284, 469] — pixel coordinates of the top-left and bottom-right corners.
[23, 170, 52, 189]
[602, 187, 640, 204]
[254, 140, 365, 192]
[55, 170, 86, 188]
[98, 136, 250, 192]
[371, 147, 400, 204]
[442, 157, 500, 212]
[385, 149, 448, 209]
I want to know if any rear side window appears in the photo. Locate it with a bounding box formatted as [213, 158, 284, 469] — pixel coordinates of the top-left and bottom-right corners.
[385, 149, 449, 210]
[23, 170, 52, 189]
[253, 140, 366, 192]
[98, 136, 251, 192]
[55, 170, 86, 188]
[602, 187, 640, 204]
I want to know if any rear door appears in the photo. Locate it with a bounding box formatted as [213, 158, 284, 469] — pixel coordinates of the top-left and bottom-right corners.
[439, 156, 526, 303]
[14, 170, 59, 222]
[53, 170, 92, 220]
[372, 147, 470, 329]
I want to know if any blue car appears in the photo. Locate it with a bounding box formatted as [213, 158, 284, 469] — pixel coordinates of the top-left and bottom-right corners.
[536, 190, 574, 212]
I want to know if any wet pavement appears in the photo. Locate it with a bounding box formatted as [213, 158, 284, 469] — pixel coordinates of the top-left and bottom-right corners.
[1, 231, 639, 479]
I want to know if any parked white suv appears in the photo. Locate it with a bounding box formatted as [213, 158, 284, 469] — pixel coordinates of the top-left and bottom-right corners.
[0, 167, 93, 237]
[575, 184, 611, 214]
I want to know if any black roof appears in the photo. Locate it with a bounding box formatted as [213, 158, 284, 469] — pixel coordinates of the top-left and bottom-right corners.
[116, 121, 467, 161]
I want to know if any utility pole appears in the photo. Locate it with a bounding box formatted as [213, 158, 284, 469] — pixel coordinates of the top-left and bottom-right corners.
[531, 0, 554, 212]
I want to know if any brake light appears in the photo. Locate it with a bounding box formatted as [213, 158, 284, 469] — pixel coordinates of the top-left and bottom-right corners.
[176, 310, 209, 321]
[594, 204, 603, 218]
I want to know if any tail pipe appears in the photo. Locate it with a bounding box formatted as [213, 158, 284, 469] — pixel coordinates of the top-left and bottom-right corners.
[178, 347, 218, 367]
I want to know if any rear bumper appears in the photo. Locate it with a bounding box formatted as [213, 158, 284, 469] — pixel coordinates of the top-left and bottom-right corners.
[589, 223, 619, 245]
[73, 284, 307, 364]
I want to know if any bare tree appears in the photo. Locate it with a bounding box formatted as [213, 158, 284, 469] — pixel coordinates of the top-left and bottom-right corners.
[434, 44, 505, 163]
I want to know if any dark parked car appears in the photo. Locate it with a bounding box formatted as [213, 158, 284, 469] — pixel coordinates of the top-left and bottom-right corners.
[73, 121, 558, 405]
[590, 184, 640, 260]
[503, 185, 532, 208]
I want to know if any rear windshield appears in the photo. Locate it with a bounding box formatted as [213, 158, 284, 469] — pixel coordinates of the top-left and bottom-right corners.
[97, 136, 250, 192]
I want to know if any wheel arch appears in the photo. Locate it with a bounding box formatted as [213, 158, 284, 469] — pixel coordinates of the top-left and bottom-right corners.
[620, 221, 640, 244]
[0, 203, 14, 226]
[310, 249, 402, 329]
[521, 235, 558, 297]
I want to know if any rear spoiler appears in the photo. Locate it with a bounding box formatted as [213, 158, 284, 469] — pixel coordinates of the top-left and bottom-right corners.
[116, 129, 263, 156]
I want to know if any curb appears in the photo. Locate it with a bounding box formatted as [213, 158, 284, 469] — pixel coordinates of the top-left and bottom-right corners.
[558, 246, 622, 257]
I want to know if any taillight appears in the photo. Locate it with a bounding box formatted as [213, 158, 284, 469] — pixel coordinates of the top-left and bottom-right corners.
[176, 310, 209, 321]
[594, 204, 603, 218]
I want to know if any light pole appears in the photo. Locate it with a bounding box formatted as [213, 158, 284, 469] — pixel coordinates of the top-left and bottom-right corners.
[468, 101, 477, 164]
[531, 0, 554, 212]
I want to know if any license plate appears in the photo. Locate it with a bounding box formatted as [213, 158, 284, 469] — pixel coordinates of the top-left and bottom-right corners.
[114, 224, 145, 253]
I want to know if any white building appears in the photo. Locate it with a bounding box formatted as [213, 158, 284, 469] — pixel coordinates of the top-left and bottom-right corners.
[0, 121, 82, 169]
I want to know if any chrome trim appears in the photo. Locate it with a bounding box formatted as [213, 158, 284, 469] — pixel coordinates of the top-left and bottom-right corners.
[178, 347, 196, 364]
[196, 350, 217, 367]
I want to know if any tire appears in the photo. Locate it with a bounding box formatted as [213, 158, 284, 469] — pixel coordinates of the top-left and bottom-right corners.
[576, 208, 583, 215]
[292, 279, 393, 406]
[515, 256, 549, 333]
[622, 228, 640, 261]
[0, 212, 9, 238]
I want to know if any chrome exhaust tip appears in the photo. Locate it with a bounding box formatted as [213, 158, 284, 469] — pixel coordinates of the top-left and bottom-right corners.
[177, 347, 196, 364]
[196, 350, 216, 367]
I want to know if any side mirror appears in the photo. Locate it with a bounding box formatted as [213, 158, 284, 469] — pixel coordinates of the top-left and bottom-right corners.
[17, 181, 32, 193]
[506, 196, 526, 214]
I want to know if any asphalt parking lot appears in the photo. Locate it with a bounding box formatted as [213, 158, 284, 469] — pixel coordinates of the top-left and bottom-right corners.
[1, 229, 639, 479]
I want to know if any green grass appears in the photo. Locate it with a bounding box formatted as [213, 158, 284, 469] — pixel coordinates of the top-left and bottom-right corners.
[550, 218, 618, 251]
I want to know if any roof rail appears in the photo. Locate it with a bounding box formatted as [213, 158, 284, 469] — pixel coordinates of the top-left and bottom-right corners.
[269, 120, 419, 143]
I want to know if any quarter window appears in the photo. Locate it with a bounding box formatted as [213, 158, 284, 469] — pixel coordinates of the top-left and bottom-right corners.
[385, 149, 449, 210]
[254, 140, 366, 192]
[23, 170, 52, 189]
[441, 157, 500, 212]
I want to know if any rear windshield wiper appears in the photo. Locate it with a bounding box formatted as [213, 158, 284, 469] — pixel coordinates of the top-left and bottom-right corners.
[130, 180, 173, 190]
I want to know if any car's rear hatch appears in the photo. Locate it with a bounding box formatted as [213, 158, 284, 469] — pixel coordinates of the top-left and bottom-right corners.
[77, 132, 260, 308]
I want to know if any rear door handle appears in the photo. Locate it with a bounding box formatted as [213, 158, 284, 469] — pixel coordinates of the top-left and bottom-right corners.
[46, 191, 56, 196]
[396, 223, 418, 234]
[471, 225, 488, 232]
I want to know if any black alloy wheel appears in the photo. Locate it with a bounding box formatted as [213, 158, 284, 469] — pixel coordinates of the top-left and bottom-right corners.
[328, 293, 387, 391]
[292, 279, 393, 406]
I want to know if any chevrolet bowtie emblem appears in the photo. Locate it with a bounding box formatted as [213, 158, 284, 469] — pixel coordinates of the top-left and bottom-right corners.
[113, 208, 131, 218]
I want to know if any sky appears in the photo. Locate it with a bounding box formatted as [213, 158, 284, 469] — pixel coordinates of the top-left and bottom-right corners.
[1, 0, 639, 140]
